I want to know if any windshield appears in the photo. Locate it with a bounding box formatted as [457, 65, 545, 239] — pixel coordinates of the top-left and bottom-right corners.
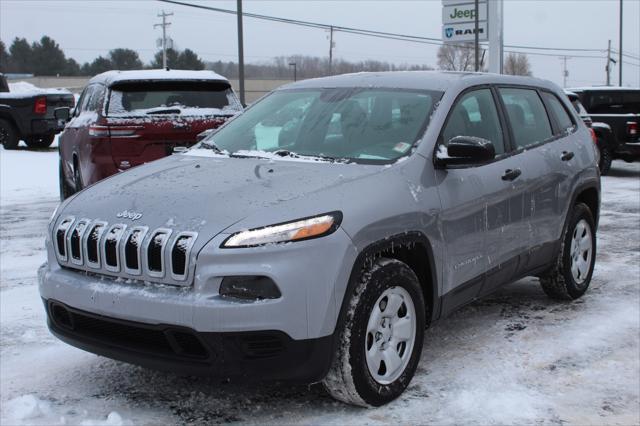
[198, 87, 442, 163]
[106, 81, 242, 116]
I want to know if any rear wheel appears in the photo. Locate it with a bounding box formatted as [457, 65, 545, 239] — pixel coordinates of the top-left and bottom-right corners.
[0, 119, 19, 150]
[540, 202, 596, 300]
[597, 140, 612, 175]
[25, 134, 55, 149]
[323, 258, 425, 407]
[59, 158, 74, 201]
[73, 161, 83, 192]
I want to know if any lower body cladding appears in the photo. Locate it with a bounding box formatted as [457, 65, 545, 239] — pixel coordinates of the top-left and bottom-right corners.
[38, 228, 358, 382]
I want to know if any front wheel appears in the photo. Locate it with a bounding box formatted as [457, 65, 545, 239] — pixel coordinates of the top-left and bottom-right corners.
[323, 258, 425, 407]
[540, 202, 596, 300]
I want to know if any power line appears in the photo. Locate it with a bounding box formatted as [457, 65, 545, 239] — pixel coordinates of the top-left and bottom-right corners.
[157, 0, 608, 56]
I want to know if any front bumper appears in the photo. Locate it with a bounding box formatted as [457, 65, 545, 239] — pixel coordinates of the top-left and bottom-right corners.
[45, 299, 333, 381]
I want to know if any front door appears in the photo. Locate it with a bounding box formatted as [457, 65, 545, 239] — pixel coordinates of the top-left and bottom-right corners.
[436, 87, 533, 314]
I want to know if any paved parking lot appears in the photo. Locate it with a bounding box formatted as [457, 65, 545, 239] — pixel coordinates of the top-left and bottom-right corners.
[1, 146, 638, 425]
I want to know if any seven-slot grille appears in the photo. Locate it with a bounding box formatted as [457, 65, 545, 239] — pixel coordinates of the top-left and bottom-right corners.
[53, 217, 197, 285]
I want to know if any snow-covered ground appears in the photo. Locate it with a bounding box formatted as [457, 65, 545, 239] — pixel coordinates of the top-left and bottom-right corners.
[1, 145, 639, 425]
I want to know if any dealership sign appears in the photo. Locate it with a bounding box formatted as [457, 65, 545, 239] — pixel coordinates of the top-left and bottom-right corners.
[442, 1, 488, 43]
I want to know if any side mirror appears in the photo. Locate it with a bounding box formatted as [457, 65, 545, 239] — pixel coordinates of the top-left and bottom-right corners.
[54, 107, 71, 122]
[437, 136, 495, 166]
[196, 128, 217, 142]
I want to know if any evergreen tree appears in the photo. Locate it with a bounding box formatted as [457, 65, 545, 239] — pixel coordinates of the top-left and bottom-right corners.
[8, 37, 33, 73]
[177, 49, 204, 70]
[109, 48, 142, 70]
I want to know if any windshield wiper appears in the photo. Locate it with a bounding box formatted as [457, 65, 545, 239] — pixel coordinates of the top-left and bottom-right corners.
[146, 107, 181, 115]
[200, 140, 225, 154]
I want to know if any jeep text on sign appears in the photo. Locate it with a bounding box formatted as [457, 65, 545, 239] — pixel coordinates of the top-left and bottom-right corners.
[442, 3, 487, 24]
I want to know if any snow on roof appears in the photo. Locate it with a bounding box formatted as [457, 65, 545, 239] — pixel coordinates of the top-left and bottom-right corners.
[89, 69, 230, 86]
[0, 81, 71, 99]
[281, 71, 556, 92]
[568, 86, 640, 92]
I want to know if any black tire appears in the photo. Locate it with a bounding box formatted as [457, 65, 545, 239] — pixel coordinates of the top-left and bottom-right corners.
[323, 257, 425, 407]
[0, 119, 20, 150]
[59, 158, 75, 201]
[597, 140, 612, 176]
[540, 202, 596, 300]
[25, 134, 55, 149]
[73, 161, 83, 192]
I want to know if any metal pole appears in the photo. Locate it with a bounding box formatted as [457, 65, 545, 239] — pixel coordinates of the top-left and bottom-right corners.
[237, 0, 245, 105]
[488, 0, 503, 74]
[474, 0, 479, 71]
[289, 62, 297, 81]
[606, 39, 611, 86]
[329, 26, 334, 75]
[619, 0, 623, 86]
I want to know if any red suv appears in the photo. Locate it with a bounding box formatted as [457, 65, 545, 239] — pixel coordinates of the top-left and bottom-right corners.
[56, 69, 242, 199]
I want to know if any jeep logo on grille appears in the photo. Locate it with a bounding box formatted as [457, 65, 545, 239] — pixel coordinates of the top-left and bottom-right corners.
[116, 210, 143, 221]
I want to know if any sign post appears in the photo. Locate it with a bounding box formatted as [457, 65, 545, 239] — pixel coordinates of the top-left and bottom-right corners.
[487, 0, 504, 74]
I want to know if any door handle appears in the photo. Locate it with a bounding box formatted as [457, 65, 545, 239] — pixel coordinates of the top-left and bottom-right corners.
[561, 151, 575, 161]
[501, 168, 522, 181]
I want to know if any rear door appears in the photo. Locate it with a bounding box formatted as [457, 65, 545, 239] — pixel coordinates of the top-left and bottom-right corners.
[104, 80, 241, 170]
[497, 87, 573, 274]
[436, 87, 533, 313]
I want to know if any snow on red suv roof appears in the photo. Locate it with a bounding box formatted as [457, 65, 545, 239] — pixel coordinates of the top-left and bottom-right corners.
[89, 69, 230, 87]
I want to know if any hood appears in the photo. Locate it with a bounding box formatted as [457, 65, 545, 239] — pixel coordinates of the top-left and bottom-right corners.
[56, 153, 387, 249]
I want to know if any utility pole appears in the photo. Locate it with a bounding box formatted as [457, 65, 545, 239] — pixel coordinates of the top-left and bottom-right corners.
[328, 26, 334, 75]
[619, 0, 623, 86]
[154, 10, 173, 69]
[606, 39, 612, 86]
[237, 0, 245, 106]
[289, 62, 297, 82]
[561, 56, 570, 88]
[474, 0, 479, 72]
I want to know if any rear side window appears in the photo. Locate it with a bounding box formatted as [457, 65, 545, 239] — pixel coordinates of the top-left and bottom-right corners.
[543, 92, 575, 134]
[441, 88, 505, 155]
[587, 91, 640, 114]
[499, 88, 552, 149]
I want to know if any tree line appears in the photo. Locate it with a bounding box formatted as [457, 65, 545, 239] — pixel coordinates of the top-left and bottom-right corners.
[0, 35, 531, 79]
[0, 36, 205, 76]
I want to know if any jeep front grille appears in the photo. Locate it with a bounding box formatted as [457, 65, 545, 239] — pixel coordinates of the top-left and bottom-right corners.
[53, 218, 197, 286]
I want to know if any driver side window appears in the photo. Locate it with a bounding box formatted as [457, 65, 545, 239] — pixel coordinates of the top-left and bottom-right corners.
[442, 89, 505, 155]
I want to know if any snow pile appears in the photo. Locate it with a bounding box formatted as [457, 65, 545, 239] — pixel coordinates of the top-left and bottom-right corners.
[3, 395, 53, 422]
[80, 412, 130, 426]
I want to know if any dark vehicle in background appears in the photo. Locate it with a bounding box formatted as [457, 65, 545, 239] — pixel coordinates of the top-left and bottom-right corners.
[0, 73, 75, 149]
[569, 87, 640, 175]
[57, 69, 243, 200]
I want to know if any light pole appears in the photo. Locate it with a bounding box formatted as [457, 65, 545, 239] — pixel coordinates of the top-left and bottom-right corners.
[619, 0, 623, 86]
[289, 62, 297, 82]
[237, 0, 245, 106]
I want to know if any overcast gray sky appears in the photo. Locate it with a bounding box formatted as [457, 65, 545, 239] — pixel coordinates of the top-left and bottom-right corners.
[1, 0, 638, 87]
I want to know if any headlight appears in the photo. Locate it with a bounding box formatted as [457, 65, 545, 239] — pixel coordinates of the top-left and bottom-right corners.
[222, 212, 342, 248]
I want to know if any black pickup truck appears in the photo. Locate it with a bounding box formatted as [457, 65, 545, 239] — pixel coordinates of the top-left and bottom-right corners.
[0, 73, 75, 149]
[569, 87, 639, 174]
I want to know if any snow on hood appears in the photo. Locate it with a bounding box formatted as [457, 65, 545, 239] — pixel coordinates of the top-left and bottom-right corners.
[56, 154, 387, 252]
[0, 81, 71, 98]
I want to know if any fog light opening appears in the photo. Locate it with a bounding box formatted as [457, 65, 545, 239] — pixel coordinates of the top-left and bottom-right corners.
[219, 276, 282, 300]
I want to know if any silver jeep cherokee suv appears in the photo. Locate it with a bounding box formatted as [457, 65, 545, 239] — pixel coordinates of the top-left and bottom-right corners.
[40, 72, 600, 406]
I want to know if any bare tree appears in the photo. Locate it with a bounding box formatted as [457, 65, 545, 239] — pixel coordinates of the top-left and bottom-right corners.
[437, 43, 476, 71]
[504, 53, 532, 76]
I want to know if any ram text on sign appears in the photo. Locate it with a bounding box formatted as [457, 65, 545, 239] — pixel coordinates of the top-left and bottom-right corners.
[442, 22, 488, 43]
